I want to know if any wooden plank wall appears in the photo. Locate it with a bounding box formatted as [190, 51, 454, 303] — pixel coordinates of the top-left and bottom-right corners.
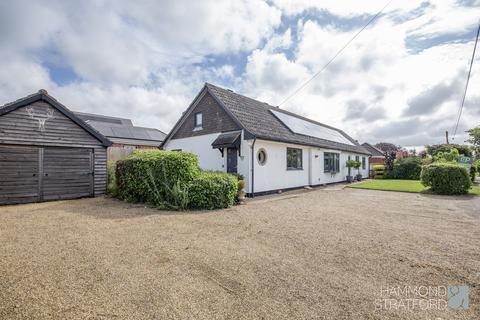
[0, 101, 108, 196]
[0, 145, 39, 204]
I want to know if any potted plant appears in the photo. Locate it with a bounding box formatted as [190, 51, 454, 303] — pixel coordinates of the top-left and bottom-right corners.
[353, 160, 362, 181]
[345, 159, 356, 183]
[237, 179, 246, 202]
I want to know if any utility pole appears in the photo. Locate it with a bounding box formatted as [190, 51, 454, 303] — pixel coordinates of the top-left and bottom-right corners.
[446, 131, 449, 144]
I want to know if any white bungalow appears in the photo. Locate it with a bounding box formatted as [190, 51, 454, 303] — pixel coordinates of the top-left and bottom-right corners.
[161, 83, 371, 196]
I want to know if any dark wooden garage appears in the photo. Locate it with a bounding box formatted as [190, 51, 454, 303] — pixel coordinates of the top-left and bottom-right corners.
[0, 90, 112, 205]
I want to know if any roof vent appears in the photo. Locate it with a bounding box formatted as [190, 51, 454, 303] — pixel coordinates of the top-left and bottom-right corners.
[38, 89, 48, 94]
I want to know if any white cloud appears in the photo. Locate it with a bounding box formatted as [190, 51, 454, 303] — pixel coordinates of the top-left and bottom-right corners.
[271, 0, 422, 17]
[240, 4, 480, 145]
[0, 0, 478, 147]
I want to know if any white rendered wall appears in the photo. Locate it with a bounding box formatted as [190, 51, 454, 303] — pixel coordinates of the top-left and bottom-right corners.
[166, 135, 369, 194]
[310, 149, 369, 185]
[252, 140, 310, 193]
[164, 133, 226, 171]
[249, 140, 369, 193]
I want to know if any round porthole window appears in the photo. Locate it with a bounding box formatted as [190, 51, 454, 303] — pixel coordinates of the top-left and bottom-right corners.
[257, 149, 267, 166]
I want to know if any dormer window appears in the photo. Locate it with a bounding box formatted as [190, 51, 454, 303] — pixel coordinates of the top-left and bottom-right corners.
[194, 112, 203, 130]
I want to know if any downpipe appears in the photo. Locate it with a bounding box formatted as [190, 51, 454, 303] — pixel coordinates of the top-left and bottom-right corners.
[251, 136, 256, 197]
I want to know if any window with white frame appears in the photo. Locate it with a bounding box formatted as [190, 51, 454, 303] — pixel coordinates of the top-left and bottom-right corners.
[324, 152, 340, 173]
[362, 156, 366, 169]
[194, 112, 203, 129]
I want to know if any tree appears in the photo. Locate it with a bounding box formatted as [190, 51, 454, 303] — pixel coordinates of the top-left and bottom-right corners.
[374, 142, 399, 153]
[426, 144, 472, 157]
[466, 126, 480, 158]
[375, 142, 399, 178]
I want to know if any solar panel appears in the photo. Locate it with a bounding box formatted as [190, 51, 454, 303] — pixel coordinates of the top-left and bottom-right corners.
[271, 110, 354, 145]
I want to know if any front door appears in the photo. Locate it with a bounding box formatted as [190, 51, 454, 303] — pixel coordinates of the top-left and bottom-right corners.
[227, 148, 238, 173]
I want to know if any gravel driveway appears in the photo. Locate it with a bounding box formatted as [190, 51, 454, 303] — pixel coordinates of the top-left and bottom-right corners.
[0, 188, 479, 319]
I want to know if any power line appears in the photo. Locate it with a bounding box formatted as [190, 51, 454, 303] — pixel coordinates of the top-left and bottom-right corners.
[278, 0, 394, 107]
[452, 20, 480, 141]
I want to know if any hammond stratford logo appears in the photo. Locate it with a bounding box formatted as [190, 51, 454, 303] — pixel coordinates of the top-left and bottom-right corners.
[375, 285, 470, 311]
[447, 286, 469, 310]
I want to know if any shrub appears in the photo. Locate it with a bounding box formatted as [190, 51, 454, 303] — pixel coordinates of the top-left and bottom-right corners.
[107, 161, 118, 196]
[346, 159, 357, 176]
[471, 165, 478, 183]
[392, 157, 422, 180]
[421, 163, 472, 195]
[116, 150, 200, 206]
[188, 171, 238, 210]
[237, 179, 246, 202]
[373, 164, 385, 179]
[433, 148, 459, 163]
[115, 150, 238, 210]
[426, 144, 472, 157]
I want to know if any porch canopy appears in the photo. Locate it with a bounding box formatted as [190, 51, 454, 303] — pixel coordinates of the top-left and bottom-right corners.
[211, 131, 241, 155]
[211, 131, 241, 148]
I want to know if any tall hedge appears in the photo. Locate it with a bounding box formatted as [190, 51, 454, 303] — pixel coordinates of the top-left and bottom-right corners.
[421, 163, 471, 195]
[116, 150, 200, 206]
[392, 157, 422, 180]
[115, 150, 238, 210]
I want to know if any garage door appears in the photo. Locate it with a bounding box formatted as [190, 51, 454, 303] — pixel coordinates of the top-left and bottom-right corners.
[43, 147, 93, 201]
[0, 145, 40, 205]
[0, 145, 94, 205]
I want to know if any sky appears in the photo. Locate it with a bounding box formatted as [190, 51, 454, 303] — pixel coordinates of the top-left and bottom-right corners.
[0, 0, 479, 147]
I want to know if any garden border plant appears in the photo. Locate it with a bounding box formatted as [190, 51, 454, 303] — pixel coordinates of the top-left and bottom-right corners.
[420, 162, 472, 195]
[115, 150, 238, 210]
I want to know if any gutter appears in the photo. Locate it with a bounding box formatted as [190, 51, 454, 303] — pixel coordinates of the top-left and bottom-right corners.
[250, 136, 256, 197]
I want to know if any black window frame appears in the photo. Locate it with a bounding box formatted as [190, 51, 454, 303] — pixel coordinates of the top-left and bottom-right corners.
[194, 112, 203, 128]
[362, 156, 366, 169]
[324, 152, 340, 173]
[286, 147, 303, 170]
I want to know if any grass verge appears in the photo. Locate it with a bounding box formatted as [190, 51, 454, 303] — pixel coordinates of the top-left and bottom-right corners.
[348, 179, 480, 196]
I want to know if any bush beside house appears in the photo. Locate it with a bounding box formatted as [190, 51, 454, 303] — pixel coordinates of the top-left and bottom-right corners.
[392, 157, 422, 180]
[421, 163, 471, 195]
[188, 171, 238, 209]
[115, 150, 238, 210]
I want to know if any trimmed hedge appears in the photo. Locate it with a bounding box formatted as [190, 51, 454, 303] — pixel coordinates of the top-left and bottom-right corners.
[115, 150, 237, 210]
[421, 163, 472, 195]
[116, 150, 200, 205]
[392, 157, 422, 180]
[188, 171, 238, 210]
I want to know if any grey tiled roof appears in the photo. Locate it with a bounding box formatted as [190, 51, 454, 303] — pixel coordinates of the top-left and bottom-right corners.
[206, 83, 370, 155]
[362, 143, 385, 157]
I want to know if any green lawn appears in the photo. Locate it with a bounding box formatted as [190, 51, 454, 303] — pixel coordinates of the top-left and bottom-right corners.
[348, 179, 480, 196]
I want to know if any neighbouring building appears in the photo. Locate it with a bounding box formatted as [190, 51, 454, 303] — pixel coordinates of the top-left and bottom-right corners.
[161, 83, 371, 196]
[75, 112, 166, 161]
[0, 90, 111, 205]
[361, 142, 385, 174]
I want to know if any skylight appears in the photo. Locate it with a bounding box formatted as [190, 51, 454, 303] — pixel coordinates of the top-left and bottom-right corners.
[271, 110, 354, 146]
